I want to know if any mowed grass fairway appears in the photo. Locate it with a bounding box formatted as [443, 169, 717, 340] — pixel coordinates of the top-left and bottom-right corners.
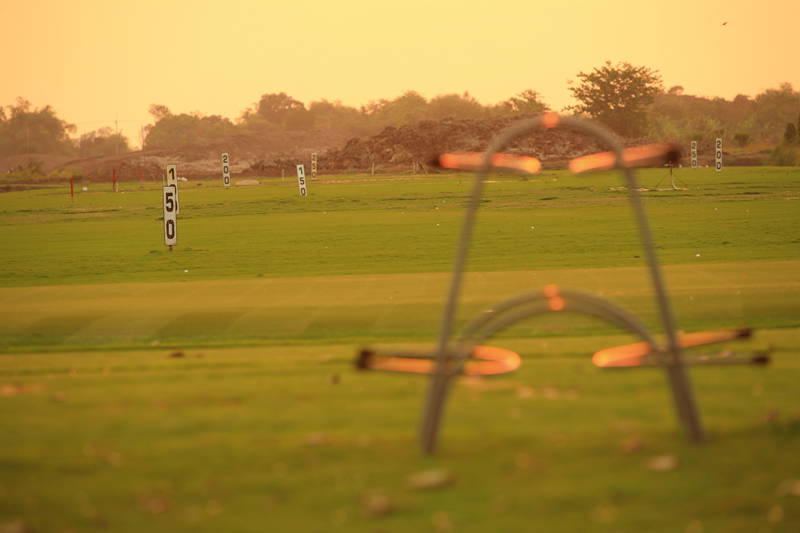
[1, 167, 799, 532]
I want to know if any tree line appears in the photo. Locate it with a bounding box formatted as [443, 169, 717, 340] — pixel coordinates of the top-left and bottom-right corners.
[0, 98, 130, 158]
[2, 62, 799, 160]
[140, 88, 548, 150]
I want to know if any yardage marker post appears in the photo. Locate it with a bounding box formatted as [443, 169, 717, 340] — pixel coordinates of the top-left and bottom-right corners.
[166, 164, 179, 213]
[164, 164, 178, 250]
[296, 164, 308, 196]
[221, 152, 231, 187]
[690, 141, 698, 168]
[163, 187, 177, 250]
[311, 152, 318, 179]
[715, 138, 723, 172]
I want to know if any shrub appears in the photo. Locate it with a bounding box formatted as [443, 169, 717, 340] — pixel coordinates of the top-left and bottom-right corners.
[733, 132, 750, 147]
[4, 159, 44, 180]
[49, 167, 84, 181]
[768, 144, 798, 166]
[784, 123, 798, 144]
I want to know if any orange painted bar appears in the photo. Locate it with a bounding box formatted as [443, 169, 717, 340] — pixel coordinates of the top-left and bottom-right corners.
[593, 328, 751, 368]
[439, 152, 541, 174]
[541, 111, 560, 129]
[358, 345, 521, 376]
[569, 142, 681, 174]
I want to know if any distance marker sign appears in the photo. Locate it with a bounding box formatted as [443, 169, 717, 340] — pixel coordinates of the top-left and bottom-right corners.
[165, 164, 177, 186]
[311, 152, 318, 179]
[221, 153, 231, 187]
[715, 138, 723, 172]
[165, 164, 179, 213]
[163, 185, 177, 247]
[690, 140, 698, 168]
[296, 164, 308, 196]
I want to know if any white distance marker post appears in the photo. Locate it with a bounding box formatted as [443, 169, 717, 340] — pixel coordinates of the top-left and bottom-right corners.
[221, 152, 231, 187]
[163, 185, 177, 249]
[690, 140, 698, 168]
[715, 138, 723, 172]
[166, 164, 179, 213]
[311, 152, 318, 179]
[296, 164, 308, 196]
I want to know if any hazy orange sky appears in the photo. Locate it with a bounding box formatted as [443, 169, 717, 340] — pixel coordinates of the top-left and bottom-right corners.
[2, 0, 798, 148]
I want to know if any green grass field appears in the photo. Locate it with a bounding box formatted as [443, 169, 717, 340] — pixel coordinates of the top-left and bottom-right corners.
[1, 167, 799, 532]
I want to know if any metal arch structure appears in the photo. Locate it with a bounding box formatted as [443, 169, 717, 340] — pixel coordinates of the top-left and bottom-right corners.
[356, 285, 658, 377]
[456, 285, 657, 351]
[357, 285, 657, 380]
[455, 287, 759, 369]
[420, 113, 702, 453]
[355, 112, 769, 455]
[356, 287, 762, 374]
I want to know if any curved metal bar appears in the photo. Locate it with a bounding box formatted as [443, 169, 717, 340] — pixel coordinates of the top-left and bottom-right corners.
[356, 344, 521, 376]
[420, 113, 703, 454]
[458, 288, 658, 350]
[446, 291, 659, 378]
[593, 327, 752, 368]
[461, 301, 653, 350]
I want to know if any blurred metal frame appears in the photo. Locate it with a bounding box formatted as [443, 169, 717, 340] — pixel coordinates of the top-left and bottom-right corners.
[420, 113, 704, 454]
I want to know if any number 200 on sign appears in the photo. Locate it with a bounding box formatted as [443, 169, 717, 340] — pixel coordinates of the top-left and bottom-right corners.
[221, 153, 231, 187]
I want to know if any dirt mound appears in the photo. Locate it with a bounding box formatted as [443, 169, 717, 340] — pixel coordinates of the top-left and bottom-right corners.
[0, 153, 75, 174]
[317, 116, 611, 174]
[40, 127, 354, 182]
[245, 116, 621, 176]
[34, 115, 638, 182]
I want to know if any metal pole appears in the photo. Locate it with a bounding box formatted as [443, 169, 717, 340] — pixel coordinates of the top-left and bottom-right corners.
[621, 164, 704, 443]
[419, 165, 488, 453]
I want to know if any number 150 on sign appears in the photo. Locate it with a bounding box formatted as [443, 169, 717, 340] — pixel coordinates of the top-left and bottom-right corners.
[163, 186, 177, 246]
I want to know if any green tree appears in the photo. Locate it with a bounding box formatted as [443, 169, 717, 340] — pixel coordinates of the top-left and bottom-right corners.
[567, 61, 662, 136]
[237, 93, 312, 131]
[733, 132, 751, 147]
[148, 104, 171, 120]
[257, 93, 311, 129]
[768, 144, 798, 166]
[499, 89, 548, 116]
[256, 93, 304, 121]
[77, 127, 130, 158]
[646, 113, 685, 142]
[785, 123, 798, 144]
[307, 100, 370, 135]
[362, 91, 429, 128]
[144, 110, 236, 150]
[0, 98, 76, 156]
[427, 92, 484, 120]
[751, 83, 800, 142]
[649, 92, 754, 134]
